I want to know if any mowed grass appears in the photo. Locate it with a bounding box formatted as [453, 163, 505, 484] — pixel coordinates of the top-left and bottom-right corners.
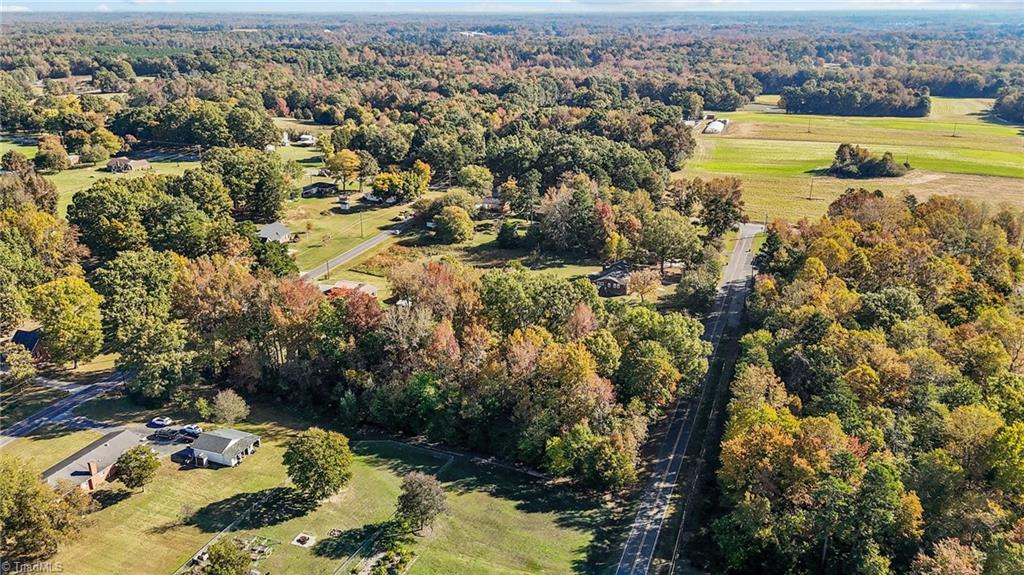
[686, 97, 1024, 221]
[8, 397, 613, 575]
[0, 383, 69, 427]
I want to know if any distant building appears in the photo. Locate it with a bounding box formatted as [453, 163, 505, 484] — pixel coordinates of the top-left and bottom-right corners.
[589, 261, 631, 297]
[302, 181, 339, 198]
[324, 280, 379, 298]
[106, 157, 152, 172]
[478, 196, 510, 214]
[703, 120, 726, 134]
[257, 222, 292, 243]
[41, 429, 147, 492]
[295, 134, 317, 147]
[10, 329, 45, 361]
[190, 429, 261, 467]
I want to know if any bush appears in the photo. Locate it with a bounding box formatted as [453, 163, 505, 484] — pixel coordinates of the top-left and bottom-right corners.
[434, 206, 474, 244]
[827, 144, 910, 179]
[496, 220, 520, 248]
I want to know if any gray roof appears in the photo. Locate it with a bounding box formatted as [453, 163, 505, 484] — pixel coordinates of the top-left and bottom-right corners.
[257, 222, 291, 242]
[192, 428, 260, 461]
[42, 429, 146, 487]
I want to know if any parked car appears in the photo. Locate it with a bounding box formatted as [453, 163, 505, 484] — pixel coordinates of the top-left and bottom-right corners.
[181, 424, 203, 437]
[150, 416, 174, 427]
[153, 427, 177, 440]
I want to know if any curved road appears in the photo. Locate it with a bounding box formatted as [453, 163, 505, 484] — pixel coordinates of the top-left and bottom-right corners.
[0, 372, 123, 448]
[616, 223, 762, 575]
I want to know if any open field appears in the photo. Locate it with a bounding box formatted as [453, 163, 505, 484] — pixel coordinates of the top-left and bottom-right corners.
[3, 394, 616, 575]
[686, 97, 1024, 222]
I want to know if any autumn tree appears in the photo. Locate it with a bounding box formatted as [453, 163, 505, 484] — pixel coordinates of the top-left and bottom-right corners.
[213, 389, 250, 424]
[30, 276, 103, 368]
[396, 471, 448, 533]
[283, 427, 353, 499]
[323, 149, 361, 191]
[110, 446, 160, 492]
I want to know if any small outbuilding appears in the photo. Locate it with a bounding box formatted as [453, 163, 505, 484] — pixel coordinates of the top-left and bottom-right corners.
[190, 429, 261, 468]
[324, 280, 379, 298]
[10, 329, 46, 361]
[295, 134, 317, 147]
[106, 157, 152, 172]
[478, 196, 510, 214]
[41, 429, 147, 491]
[257, 222, 292, 243]
[703, 120, 726, 134]
[589, 261, 631, 297]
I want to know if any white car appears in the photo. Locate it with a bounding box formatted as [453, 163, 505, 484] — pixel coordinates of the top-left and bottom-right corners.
[181, 424, 203, 437]
[150, 416, 174, 427]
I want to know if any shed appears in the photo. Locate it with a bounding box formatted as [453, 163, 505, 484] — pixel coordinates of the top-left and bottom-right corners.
[190, 428, 261, 468]
[703, 121, 726, 134]
[257, 222, 292, 243]
[41, 429, 147, 491]
[11, 329, 45, 360]
[589, 261, 631, 297]
[106, 157, 152, 173]
[302, 182, 339, 198]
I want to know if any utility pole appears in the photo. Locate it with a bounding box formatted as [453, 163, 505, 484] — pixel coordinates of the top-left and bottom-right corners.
[806, 118, 812, 134]
[360, 212, 364, 238]
[807, 177, 814, 201]
[951, 123, 959, 138]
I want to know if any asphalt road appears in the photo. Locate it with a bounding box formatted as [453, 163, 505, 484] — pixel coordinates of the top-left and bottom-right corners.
[616, 223, 763, 575]
[299, 221, 409, 281]
[0, 372, 124, 448]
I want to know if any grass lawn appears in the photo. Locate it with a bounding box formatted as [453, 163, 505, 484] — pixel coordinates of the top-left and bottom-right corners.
[687, 97, 1024, 222]
[14, 396, 618, 575]
[1, 424, 104, 474]
[0, 383, 69, 428]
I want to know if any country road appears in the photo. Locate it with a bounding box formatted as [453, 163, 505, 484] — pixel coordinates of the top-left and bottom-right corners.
[299, 221, 409, 281]
[616, 222, 763, 575]
[0, 372, 124, 448]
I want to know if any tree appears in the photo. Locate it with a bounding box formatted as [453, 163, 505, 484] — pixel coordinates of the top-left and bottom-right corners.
[202, 147, 295, 223]
[617, 340, 682, 413]
[696, 177, 745, 241]
[0, 342, 37, 388]
[282, 427, 353, 499]
[30, 277, 103, 368]
[355, 149, 379, 192]
[213, 389, 250, 424]
[396, 471, 448, 533]
[629, 268, 662, 303]
[434, 206, 474, 244]
[109, 445, 160, 491]
[911, 538, 985, 575]
[640, 208, 701, 273]
[456, 164, 493, 196]
[205, 539, 251, 575]
[0, 455, 95, 562]
[323, 149, 361, 191]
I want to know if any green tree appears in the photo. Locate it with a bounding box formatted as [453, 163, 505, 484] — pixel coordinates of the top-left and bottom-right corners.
[434, 206, 474, 244]
[396, 471, 449, 533]
[213, 389, 250, 424]
[282, 427, 354, 499]
[117, 316, 195, 402]
[456, 164, 493, 196]
[584, 329, 622, 377]
[616, 340, 682, 413]
[30, 277, 103, 368]
[0, 455, 95, 562]
[110, 445, 160, 491]
[640, 208, 701, 273]
[204, 539, 251, 575]
[202, 147, 295, 223]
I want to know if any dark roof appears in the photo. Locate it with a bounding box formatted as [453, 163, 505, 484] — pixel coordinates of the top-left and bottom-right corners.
[41, 429, 146, 486]
[11, 329, 41, 352]
[192, 428, 260, 461]
[589, 261, 631, 284]
[303, 181, 338, 191]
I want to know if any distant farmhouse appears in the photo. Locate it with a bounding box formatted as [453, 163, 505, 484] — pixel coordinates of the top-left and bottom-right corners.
[257, 222, 292, 243]
[42, 429, 147, 492]
[190, 429, 261, 468]
[589, 261, 631, 297]
[106, 157, 152, 173]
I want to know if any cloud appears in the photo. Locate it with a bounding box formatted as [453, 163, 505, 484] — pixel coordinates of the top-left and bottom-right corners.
[96, 2, 111, 10]
[0, 4, 31, 11]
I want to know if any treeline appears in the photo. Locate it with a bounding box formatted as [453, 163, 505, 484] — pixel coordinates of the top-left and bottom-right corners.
[781, 80, 931, 117]
[709, 190, 1024, 574]
[994, 87, 1024, 124]
[827, 144, 911, 179]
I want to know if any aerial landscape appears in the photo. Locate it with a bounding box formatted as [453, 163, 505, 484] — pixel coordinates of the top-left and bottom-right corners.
[1, 1, 1023, 574]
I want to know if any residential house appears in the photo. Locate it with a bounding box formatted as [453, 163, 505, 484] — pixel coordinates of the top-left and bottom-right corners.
[10, 329, 46, 361]
[323, 280, 379, 298]
[190, 429, 261, 467]
[295, 134, 317, 147]
[106, 157, 152, 172]
[41, 429, 147, 492]
[302, 181, 339, 198]
[589, 261, 631, 297]
[257, 222, 292, 243]
[478, 196, 510, 214]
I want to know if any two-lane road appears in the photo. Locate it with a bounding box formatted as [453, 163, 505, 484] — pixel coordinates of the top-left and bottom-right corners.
[616, 223, 763, 575]
[0, 372, 124, 448]
[299, 221, 409, 281]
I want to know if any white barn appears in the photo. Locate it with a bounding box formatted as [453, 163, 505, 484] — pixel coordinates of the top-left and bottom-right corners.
[190, 429, 261, 467]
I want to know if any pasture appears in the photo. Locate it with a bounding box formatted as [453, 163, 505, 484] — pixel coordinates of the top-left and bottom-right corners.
[687, 97, 1024, 222]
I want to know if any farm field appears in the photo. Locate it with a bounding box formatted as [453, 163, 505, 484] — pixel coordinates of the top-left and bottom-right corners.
[687, 97, 1024, 222]
[3, 396, 615, 575]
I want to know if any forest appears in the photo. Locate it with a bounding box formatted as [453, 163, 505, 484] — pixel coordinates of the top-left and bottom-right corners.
[712, 190, 1024, 574]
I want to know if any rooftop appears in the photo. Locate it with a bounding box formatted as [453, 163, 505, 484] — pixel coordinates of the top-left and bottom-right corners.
[41, 429, 146, 487]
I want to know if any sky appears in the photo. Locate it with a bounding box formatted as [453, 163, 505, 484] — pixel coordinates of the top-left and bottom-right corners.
[1, 0, 1022, 12]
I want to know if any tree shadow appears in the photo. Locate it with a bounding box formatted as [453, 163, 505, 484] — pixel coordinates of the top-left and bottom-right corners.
[92, 488, 132, 510]
[311, 523, 380, 559]
[970, 108, 1024, 135]
[187, 486, 318, 533]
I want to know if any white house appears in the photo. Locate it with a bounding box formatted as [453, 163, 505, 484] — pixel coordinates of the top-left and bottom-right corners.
[190, 429, 261, 468]
[296, 134, 317, 147]
[703, 120, 726, 134]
